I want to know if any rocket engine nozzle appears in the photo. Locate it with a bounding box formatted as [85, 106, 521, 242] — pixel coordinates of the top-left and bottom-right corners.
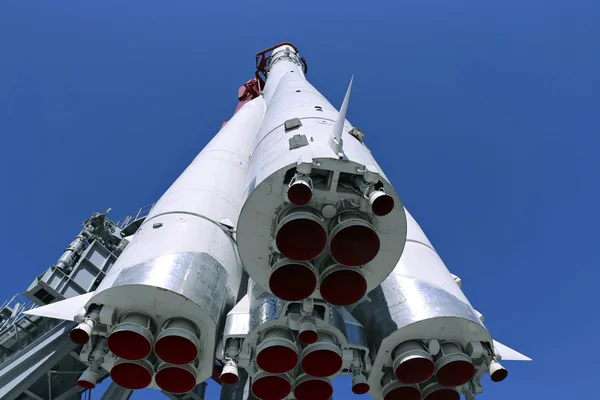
[70, 320, 94, 346]
[293, 375, 333, 400]
[275, 208, 327, 262]
[70, 310, 99, 345]
[319, 263, 367, 306]
[288, 175, 313, 206]
[298, 318, 319, 344]
[383, 383, 421, 400]
[155, 363, 198, 394]
[300, 332, 343, 377]
[219, 359, 239, 384]
[269, 258, 317, 301]
[369, 190, 395, 216]
[251, 370, 292, 400]
[393, 341, 435, 384]
[110, 359, 153, 390]
[256, 328, 299, 374]
[329, 212, 380, 267]
[107, 313, 154, 361]
[76, 365, 100, 389]
[434, 343, 475, 387]
[489, 360, 508, 382]
[154, 317, 199, 365]
[421, 382, 460, 400]
[351, 371, 370, 395]
[380, 372, 421, 400]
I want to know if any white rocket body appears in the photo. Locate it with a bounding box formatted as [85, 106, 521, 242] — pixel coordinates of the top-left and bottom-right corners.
[237, 45, 407, 307]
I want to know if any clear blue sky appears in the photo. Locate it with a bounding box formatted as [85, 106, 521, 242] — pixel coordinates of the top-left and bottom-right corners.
[1, 1, 598, 399]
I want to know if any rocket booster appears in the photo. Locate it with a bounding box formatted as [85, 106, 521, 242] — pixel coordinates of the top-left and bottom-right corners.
[26, 95, 265, 392]
[237, 44, 407, 307]
[349, 210, 530, 399]
[24, 42, 528, 398]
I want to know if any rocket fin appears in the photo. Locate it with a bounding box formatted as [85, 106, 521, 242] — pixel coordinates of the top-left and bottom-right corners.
[227, 294, 250, 315]
[330, 75, 354, 156]
[339, 307, 362, 325]
[344, 294, 371, 313]
[24, 292, 95, 321]
[493, 339, 532, 361]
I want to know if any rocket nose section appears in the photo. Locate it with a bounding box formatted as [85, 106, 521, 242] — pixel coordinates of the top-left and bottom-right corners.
[23, 292, 95, 321]
[493, 340, 532, 361]
[272, 44, 297, 54]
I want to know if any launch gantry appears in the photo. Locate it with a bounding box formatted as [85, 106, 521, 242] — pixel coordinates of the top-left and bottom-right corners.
[0, 208, 208, 400]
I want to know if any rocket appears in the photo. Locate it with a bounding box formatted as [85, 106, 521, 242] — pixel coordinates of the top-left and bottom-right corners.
[219, 279, 371, 400]
[25, 42, 528, 399]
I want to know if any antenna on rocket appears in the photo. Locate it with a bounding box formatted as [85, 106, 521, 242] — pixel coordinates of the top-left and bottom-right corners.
[330, 75, 354, 158]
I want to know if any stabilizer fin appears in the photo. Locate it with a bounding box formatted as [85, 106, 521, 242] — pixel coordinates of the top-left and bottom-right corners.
[24, 292, 95, 321]
[493, 339, 532, 361]
[330, 75, 354, 157]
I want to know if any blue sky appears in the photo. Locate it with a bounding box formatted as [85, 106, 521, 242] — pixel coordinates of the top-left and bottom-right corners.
[1, 1, 598, 399]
